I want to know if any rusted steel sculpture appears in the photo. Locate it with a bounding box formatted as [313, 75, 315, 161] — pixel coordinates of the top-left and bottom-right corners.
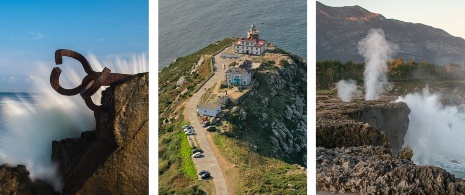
[50, 49, 132, 112]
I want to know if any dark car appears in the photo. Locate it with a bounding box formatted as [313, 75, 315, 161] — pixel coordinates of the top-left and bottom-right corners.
[206, 126, 216, 131]
[199, 170, 210, 179]
[192, 148, 203, 154]
[202, 121, 210, 127]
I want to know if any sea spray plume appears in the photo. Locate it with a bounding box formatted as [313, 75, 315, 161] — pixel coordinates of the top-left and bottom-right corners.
[336, 80, 361, 102]
[358, 29, 398, 100]
[0, 53, 148, 191]
[396, 87, 465, 178]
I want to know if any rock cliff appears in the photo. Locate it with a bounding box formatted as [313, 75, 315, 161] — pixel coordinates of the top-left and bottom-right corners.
[0, 164, 57, 195]
[316, 93, 465, 194]
[52, 72, 148, 195]
[316, 95, 410, 155]
[226, 54, 307, 165]
[317, 146, 465, 194]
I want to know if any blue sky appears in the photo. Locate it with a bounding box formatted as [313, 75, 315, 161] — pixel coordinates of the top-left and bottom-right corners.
[0, 0, 148, 92]
[317, 1, 465, 39]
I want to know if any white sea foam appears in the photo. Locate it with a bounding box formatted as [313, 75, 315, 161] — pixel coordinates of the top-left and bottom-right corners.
[397, 87, 465, 179]
[0, 52, 148, 191]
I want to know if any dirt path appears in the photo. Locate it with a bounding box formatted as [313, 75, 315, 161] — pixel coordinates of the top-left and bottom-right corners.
[204, 131, 239, 195]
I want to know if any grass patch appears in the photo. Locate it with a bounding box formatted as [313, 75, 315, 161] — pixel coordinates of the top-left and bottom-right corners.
[212, 133, 307, 194]
[179, 132, 197, 179]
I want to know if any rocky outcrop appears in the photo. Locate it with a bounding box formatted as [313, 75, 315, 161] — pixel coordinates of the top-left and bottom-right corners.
[316, 95, 410, 155]
[316, 146, 465, 194]
[0, 164, 57, 195]
[52, 72, 148, 195]
[343, 99, 411, 155]
[227, 55, 307, 165]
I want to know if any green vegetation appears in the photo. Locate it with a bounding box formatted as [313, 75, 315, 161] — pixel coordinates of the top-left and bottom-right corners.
[213, 134, 307, 194]
[158, 114, 211, 195]
[179, 132, 197, 179]
[159, 38, 236, 118]
[316, 58, 465, 90]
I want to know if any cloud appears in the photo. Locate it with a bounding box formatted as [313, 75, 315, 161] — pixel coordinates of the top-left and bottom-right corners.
[9, 31, 45, 41]
[9, 36, 28, 42]
[30, 31, 45, 39]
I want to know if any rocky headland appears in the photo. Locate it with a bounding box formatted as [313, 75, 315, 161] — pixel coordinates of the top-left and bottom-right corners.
[0, 73, 148, 194]
[316, 94, 465, 194]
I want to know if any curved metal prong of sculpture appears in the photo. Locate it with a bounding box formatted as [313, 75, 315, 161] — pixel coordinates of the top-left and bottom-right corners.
[50, 67, 82, 96]
[55, 49, 95, 74]
[82, 96, 108, 113]
[50, 49, 133, 112]
[80, 67, 111, 97]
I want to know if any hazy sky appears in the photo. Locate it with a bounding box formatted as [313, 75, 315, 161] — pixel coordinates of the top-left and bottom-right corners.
[317, 1, 465, 39]
[0, 0, 147, 92]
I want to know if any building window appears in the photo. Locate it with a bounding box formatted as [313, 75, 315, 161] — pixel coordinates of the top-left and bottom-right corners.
[243, 81, 246, 85]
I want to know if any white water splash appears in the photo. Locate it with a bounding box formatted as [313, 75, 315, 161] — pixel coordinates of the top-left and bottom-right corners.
[358, 29, 397, 100]
[0, 52, 148, 191]
[336, 79, 361, 102]
[396, 88, 465, 179]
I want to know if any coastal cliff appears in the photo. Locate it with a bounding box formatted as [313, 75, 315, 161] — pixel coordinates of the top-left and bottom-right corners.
[53, 72, 148, 195]
[0, 73, 148, 194]
[316, 93, 465, 194]
[317, 95, 409, 155]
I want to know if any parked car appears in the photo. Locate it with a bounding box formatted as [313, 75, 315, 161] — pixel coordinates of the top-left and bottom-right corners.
[184, 127, 193, 132]
[192, 149, 203, 154]
[199, 170, 210, 179]
[182, 125, 191, 129]
[206, 126, 216, 131]
[192, 152, 202, 158]
[185, 130, 195, 135]
[202, 117, 208, 123]
[201, 121, 210, 127]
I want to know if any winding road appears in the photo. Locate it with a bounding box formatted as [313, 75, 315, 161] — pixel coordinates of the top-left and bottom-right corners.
[186, 49, 232, 195]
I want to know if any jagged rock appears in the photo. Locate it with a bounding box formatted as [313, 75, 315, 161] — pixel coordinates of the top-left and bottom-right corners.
[240, 111, 247, 121]
[316, 95, 410, 155]
[176, 75, 185, 87]
[398, 145, 414, 161]
[54, 73, 148, 195]
[231, 106, 239, 113]
[316, 146, 465, 194]
[285, 106, 293, 120]
[0, 164, 57, 195]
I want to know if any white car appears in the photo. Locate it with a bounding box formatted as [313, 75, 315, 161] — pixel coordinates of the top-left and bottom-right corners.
[192, 152, 202, 158]
[185, 130, 195, 135]
[184, 127, 193, 132]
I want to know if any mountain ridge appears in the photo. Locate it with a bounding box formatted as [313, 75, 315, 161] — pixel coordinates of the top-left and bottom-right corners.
[316, 1, 465, 65]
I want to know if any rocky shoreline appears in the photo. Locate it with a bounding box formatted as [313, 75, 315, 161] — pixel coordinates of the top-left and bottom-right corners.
[316, 94, 465, 194]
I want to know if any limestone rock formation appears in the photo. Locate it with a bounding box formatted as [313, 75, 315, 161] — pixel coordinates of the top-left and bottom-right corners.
[317, 146, 465, 194]
[0, 164, 57, 195]
[316, 95, 410, 155]
[52, 72, 148, 195]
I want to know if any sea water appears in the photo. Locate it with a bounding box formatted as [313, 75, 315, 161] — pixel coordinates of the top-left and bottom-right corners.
[159, 0, 307, 69]
[398, 89, 465, 179]
[0, 53, 148, 191]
